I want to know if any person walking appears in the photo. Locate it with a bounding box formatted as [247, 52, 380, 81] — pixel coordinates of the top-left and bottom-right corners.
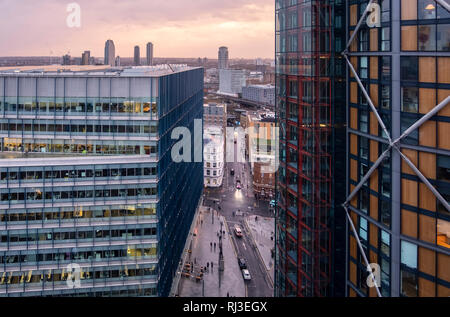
[210, 242, 213, 251]
[214, 242, 216, 252]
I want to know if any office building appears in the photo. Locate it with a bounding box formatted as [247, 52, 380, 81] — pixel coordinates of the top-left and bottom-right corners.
[218, 47, 229, 69]
[204, 103, 227, 131]
[275, 0, 450, 298]
[0, 64, 204, 297]
[218, 69, 246, 97]
[203, 126, 225, 188]
[104, 40, 115, 67]
[345, 0, 449, 297]
[62, 54, 71, 66]
[146, 43, 154, 66]
[247, 111, 276, 200]
[242, 84, 275, 106]
[275, 0, 347, 297]
[81, 51, 90, 66]
[134, 46, 141, 66]
[115, 56, 121, 67]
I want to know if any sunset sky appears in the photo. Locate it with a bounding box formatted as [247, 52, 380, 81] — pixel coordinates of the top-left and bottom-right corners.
[0, 0, 275, 59]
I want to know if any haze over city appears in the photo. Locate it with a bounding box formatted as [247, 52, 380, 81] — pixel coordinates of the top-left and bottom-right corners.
[0, 0, 274, 58]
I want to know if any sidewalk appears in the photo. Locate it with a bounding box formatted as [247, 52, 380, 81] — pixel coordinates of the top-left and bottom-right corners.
[245, 215, 275, 285]
[178, 206, 245, 297]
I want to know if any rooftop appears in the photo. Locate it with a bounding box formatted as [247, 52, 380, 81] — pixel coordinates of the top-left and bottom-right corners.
[0, 64, 200, 77]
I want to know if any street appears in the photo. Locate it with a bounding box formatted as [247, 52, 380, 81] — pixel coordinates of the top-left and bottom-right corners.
[203, 130, 274, 297]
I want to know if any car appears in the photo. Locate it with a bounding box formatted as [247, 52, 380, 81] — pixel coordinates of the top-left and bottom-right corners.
[236, 180, 242, 190]
[234, 225, 243, 238]
[230, 169, 235, 176]
[238, 258, 247, 269]
[242, 269, 251, 281]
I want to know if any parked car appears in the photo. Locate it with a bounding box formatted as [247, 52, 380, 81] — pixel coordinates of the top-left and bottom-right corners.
[238, 258, 247, 270]
[234, 225, 243, 238]
[242, 269, 251, 281]
[230, 169, 235, 176]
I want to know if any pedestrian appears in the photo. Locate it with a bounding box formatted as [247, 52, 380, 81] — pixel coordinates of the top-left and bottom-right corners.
[227, 292, 230, 297]
[211, 262, 214, 269]
[201, 220, 203, 227]
[214, 242, 216, 251]
[210, 242, 213, 251]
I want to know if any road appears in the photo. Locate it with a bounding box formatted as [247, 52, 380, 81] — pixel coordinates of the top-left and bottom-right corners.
[203, 129, 274, 297]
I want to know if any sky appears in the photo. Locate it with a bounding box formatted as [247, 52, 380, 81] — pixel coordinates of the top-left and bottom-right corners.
[0, 0, 275, 59]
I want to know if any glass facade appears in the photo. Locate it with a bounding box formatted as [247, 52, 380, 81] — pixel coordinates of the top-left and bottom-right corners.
[0, 66, 204, 296]
[347, 0, 449, 297]
[275, 0, 347, 297]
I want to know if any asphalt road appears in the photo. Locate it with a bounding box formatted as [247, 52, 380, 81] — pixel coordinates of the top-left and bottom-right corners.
[203, 131, 274, 297]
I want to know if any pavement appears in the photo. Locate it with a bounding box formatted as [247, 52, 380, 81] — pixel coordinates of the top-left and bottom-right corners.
[178, 206, 246, 297]
[245, 215, 275, 286]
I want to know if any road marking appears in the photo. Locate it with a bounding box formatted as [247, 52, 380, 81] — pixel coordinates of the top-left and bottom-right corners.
[242, 242, 246, 250]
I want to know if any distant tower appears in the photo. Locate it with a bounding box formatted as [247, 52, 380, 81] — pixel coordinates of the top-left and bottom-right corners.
[115, 56, 121, 67]
[218, 46, 229, 69]
[81, 51, 90, 65]
[104, 40, 115, 66]
[146, 42, 154, 66]
[62, 54, 71, 65]
[134, 46, 141, 66]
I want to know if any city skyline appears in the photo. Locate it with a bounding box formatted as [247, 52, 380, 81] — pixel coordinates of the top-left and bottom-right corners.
[0, 0, 274, 59]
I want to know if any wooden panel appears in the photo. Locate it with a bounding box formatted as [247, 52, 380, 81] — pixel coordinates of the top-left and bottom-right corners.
[350, 185, 357, 208]
[401, 26, 417, 51]
[419, 214, 436, 244]
[370, 140, 378, 163]
[419, 247, 436, 276]
[370, 57, 378, 80]
[370, 84, 379, 107]
[438, 58, 450, 84]
[419, 57, 436, 83]
[402, 209, 418, 238]
[419, 183, 436, 212]
[419, 121, 436, 148]
[419, 152, 436, 179]
[350, 107, 358, 130]
[370, 112, 379, 136]
[438, 122, 450, 150]
[349, 288, 357, 297]
[419, 278, 436, 297]
[350, 57, 357, 77]
[350, 82, 358, 104]
[350, 31, 357, 52]
[350, 5, 358, 26]
[370, 194, 379, 221]
[350, 134, 358, 156]
[370, 224, 378, 248]
[401, 149, 418, 175]
[370, 28, 378, 51]
[437, 284, 450, 297]
[350, 261, 357, 285]
[370, 170, 378, 192]
[350, 236, 357, 259]
[401, 0, 417, 20]
[419, 88, 436, 114]
[350, 159, 358, 182]
[438, 89, 450, 117]
[402, 179, 418, 206]
[437, 253, 450, 282]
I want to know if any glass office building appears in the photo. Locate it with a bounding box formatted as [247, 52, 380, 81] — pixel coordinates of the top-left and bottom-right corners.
[346, 0, 449, 297]
[0, 65, 204, 296]
[275, 0, 347, 297]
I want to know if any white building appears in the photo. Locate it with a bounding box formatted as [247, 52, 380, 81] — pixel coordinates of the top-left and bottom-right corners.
[242, 84, 275, 106]
[104, 39, 115, 66]
[218, 46, 229, 69]
[204, 126, 225, 188]
[218, 69, 246, 97]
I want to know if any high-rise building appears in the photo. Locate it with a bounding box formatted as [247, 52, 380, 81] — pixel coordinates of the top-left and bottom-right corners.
[134, 46, 141, 66]
[104, 40, 115, 66]
[62, 54, 71, 66]
[218, 69, 246, 96]
[242, 84, 275, 106]
[0, 64, 204, 297]
[218, 46, 229, 69]
[115, 56, 121, 67]
[275, 0, 347, 297]
[81, 51, 90, 65]
[203, 126, 225, 188]
[146, 43, 154, 66]
[344, 0, 450, 298]
[275, 0, 450, 298]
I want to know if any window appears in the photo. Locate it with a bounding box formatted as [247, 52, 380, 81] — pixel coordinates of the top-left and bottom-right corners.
[418, 25, 436, 51]
[418, 0, 436, 20]
[401, 57, 418, 81]
[401, 87, 419, 113]
[400, 241, 418, 297]
[437, 155, 450, 183]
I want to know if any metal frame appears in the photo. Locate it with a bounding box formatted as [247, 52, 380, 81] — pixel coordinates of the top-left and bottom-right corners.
[342, 0, 450, 298]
